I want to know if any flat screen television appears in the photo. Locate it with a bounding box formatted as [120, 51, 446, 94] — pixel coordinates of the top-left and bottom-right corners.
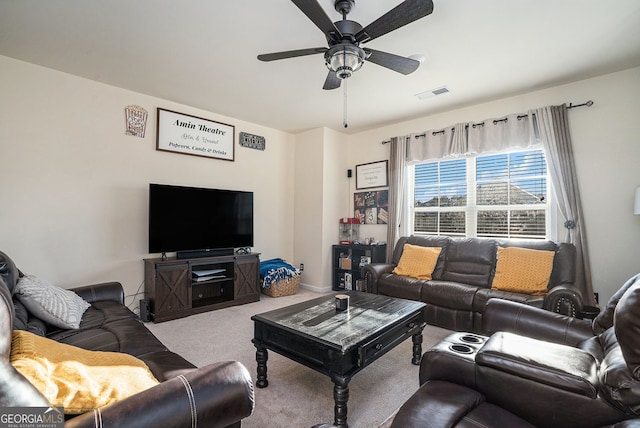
[148, 183, 253, 257]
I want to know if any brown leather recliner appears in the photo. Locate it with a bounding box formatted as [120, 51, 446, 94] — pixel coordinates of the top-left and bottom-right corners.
[0, 250, 255, 427]
[383, 274, 640, 428]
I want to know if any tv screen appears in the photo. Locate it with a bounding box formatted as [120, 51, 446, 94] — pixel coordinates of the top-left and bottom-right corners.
[148, 184, 253, 254]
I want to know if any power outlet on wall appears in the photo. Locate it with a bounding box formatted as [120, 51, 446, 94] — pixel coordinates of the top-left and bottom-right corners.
[300, 263, 304, 272]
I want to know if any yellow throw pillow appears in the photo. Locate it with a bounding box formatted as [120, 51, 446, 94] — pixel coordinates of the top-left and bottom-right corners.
[491, 246, 555, 295]
[10, 330, 159, 414]
[392, 244, 442, 280]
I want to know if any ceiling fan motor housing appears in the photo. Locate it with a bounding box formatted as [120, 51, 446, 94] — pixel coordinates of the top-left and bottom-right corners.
[325, 18, 366, 80]
[325, 44, 366, 79]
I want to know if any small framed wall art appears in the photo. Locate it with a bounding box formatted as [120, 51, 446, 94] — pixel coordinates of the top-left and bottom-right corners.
[156, 108, 235, 161]
[125, 105, 148, 138]
[356, 160, 388, 189]
[354, 190, 389, 224]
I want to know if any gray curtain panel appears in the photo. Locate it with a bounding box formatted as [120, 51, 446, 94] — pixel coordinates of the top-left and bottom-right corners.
[386, 136, 408, 262]
[533, 104, 595, 306]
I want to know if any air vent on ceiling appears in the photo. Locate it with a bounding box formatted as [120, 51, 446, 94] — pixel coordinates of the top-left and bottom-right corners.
[415, 86, 450, 100]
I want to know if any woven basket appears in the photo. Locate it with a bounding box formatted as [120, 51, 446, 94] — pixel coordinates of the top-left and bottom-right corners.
[262, 276, 300, 298]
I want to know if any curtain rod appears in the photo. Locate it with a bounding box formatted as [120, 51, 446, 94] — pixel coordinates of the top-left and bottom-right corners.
[381, 100, 594, 144]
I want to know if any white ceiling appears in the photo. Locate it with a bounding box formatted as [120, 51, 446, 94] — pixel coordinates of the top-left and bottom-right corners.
[1, 0, 639, 134]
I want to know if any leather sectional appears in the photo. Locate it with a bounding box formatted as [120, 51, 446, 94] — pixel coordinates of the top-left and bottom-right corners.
[362, 235, 584, 332]
[0, 250, 254, 427]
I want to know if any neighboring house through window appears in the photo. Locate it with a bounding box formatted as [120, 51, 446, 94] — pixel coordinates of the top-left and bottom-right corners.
[408, 149, 552, 239]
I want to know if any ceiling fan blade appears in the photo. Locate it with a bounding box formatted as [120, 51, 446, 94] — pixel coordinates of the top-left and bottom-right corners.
[364, 48, 420, 75]
[323, 71, 342, 90]
[258, 47, 327, 62]
[291, 0, 342, 42]
[355, 0, 434, 43]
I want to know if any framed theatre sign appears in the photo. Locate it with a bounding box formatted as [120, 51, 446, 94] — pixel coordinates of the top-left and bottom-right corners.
[156, 108, 235, 161]
[356, 160, 388, 189]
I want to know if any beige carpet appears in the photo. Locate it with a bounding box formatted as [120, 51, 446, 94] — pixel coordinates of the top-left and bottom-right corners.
[146, 289, 451, 428]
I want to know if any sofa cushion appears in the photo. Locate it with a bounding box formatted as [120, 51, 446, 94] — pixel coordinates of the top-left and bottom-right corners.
[45, 300, 195, 381]
[15, 275, 90, 329]
[491, 247, 555, 295]
[10, 330, 159, 414]
[13, 299, 47, 337]
[378, 273, 424, 301]
[440, 238, 496, 288]
[12, 298, 28, 331]
[473, 288, 544, 312]
[420, 281, 477, 310]
[393, 244, 442, 280]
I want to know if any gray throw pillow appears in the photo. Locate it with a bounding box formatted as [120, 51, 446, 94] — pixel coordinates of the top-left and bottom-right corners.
[15, 274, 90, 329]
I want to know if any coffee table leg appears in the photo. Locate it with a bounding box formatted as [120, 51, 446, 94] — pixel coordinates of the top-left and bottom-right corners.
[255, 346, 269, 388]
[332, 376, 350, 427]
[412, 327, 424, 365]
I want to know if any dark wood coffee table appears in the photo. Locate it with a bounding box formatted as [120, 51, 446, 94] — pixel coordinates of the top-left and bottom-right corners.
[251, 291, 426, 427]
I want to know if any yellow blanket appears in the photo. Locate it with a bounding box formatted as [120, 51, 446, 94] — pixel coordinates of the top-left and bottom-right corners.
[10, 330, 159, 414]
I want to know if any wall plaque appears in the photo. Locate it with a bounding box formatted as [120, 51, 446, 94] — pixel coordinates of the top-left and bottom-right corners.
[356, 160, 388, 189]
[156, 108, 234, 161]
[239, 132, 266, 150]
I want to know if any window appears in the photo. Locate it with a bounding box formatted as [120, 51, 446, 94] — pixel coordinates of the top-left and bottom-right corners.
[409, 149, 550, 239]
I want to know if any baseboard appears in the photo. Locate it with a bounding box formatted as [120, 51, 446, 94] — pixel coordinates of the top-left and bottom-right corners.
[300, 283, 332, 293]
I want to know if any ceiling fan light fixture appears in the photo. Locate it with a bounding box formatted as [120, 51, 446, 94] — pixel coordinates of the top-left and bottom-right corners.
[325, 45, 365, 80]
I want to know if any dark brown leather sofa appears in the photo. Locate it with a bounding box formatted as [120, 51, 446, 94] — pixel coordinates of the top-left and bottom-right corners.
[381, 273, 640, 428]
[0, 250, 254, 428]
[362, 235, 584, 332]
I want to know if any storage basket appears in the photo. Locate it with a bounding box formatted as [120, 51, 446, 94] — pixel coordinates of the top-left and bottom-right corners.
[262, 276, 300, 298]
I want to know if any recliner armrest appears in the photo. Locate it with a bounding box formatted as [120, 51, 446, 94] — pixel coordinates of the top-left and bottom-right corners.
[543, 283, 586, 317]
[65, 361, 254, 428]
[70, 282, 125, 304]
[481, 298, 593, 347]
[475, 332, 634, 427]
[361, 263, 394, 294]
[477, 332, 599, 398]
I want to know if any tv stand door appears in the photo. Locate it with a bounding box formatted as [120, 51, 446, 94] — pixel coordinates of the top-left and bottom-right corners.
[235, 255, 260, 301]
[154, 263, 191, 321]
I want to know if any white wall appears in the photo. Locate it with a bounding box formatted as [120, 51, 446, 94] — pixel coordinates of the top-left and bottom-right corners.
[293, 128, 325, 290]
[2, 53, 638, 307]
[0, 55, 295, 309]
[346, 67, 640, 305]
[322, 128, 350, 289]
[292, 127, 349, 292]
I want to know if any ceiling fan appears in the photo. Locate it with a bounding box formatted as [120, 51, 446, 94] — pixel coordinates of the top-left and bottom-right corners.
[257, 0, 434, 90]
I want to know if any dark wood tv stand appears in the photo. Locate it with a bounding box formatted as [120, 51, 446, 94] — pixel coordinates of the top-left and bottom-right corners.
[144, 252, 260, 322]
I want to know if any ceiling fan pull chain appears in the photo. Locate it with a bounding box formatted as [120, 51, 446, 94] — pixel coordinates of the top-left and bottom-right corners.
[343, 78, 348, 128]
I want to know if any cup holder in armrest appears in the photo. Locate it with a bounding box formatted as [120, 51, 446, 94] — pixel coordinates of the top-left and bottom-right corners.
[459, 334, 485, 344]
[449, 343, 474, 354]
